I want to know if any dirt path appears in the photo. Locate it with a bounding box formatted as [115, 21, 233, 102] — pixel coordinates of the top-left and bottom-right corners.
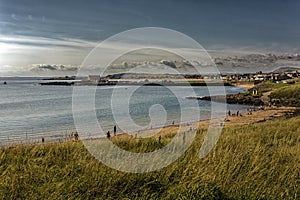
[261, 91, 272, 105]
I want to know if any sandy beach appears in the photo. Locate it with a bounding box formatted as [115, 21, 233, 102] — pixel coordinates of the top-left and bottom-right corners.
[231, 82, 255, 89]
[112, 106, 298, 141]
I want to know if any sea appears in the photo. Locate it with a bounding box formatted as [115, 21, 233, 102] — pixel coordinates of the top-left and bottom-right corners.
[0, 77, 248, 145]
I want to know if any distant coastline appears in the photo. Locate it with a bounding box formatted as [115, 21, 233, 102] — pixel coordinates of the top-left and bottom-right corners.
[39, 80, 233, 87]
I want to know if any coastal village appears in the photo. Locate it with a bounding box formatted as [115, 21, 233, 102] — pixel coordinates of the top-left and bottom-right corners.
[219, 69, 300, 83]
[37, 67, 300, 87]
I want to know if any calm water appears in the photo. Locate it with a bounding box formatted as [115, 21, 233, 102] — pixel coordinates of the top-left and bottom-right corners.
[0, 77, 247, 144]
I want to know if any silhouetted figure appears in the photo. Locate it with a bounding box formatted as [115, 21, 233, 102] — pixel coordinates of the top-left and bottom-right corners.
[113, 125, 117, 136]
[42, 137, 45, 143]
[237, 110, 239, 116]
[74, 132, 79, 141]
[158, 135, 161, 143]
[106, 131, 111, 139]
[228, 110, 231, 116]
[172, 121, 175, 125]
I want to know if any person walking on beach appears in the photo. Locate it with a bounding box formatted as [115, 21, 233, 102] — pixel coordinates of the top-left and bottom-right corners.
[113, 125, 117, 136]
[237, 110, 239, 117]
[228, 110, 231, 116]
[74, 132, 79, 141]
[106, 131, 111, 139]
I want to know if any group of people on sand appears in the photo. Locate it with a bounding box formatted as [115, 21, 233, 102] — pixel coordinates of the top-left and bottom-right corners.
[41, 125, 118, 143]
[227, 110, 242, 117]
[227, 106, 266, 118]
[40, 131, 80, 143]
[39, 105, 266, 144]
[55, 126, 118, 141]
[66, 126, 117, 141]
[246, 106, 264, 115]
[106, 125, 117, 139]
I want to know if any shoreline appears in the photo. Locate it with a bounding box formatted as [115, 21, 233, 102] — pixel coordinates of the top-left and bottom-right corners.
[2, 80, 299, 147]
[122, 106, 298, 140]
[40, 80, 233, 87]
[2, 106, 298, 148]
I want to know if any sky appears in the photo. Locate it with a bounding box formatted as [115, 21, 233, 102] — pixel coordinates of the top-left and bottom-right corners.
[0, 0, 300, 75]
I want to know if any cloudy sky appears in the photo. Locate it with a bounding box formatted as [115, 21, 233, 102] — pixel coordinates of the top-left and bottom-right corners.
[0, 0, 300, 75]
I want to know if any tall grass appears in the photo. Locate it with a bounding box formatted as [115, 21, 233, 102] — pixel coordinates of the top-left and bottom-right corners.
[268, 84, 300, 106]
[1, 116, 299, 199]
[269, 84, 300, 100]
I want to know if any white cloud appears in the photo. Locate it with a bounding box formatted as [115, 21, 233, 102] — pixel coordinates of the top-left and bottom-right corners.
[0, 35, 97, 73]
[31, 64, 78, 72]
[0, 35, 97, 49]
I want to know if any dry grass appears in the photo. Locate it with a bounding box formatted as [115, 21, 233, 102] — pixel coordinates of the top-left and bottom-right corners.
[270, 84, 300, 99]
[1, 115, 300, 199]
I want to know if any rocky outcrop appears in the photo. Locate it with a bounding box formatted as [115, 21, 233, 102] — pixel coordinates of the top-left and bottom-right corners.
[269, 98, 300, 107]
[40, 82, 74, 86]
[193, 94, 264, 106]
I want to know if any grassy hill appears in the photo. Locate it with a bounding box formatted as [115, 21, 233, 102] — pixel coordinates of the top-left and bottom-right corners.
[1, 116, 300, 199]
[269, 84, 300, 99]
[269, 84, 300, 106]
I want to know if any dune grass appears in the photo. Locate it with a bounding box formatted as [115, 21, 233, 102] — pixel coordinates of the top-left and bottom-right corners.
[1, 116, 300, 199]
[268, 84, 300, 107]
[269, 84, 300, 100]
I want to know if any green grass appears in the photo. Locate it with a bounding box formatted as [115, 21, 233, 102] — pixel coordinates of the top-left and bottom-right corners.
[269, 84, 300, 100]
[1, 116, 300, 199]
[268, 84, 300, 106]
[254, 80, 293, 93]
[259, 81, 290, 89]
[251, 81, 289, 96]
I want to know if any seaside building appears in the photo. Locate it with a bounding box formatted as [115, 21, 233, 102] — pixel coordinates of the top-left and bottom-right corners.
[88, 75, 101, 82]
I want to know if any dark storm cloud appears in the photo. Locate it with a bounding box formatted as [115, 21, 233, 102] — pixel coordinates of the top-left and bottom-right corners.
[1, 0, 300, 46]
[1, 0, 300, 74]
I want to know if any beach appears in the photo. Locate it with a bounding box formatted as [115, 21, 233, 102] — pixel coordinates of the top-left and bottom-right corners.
[113, 106, 298, 141]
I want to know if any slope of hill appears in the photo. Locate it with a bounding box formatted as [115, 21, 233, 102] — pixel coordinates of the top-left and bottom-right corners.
[1, 116, 299, 199]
